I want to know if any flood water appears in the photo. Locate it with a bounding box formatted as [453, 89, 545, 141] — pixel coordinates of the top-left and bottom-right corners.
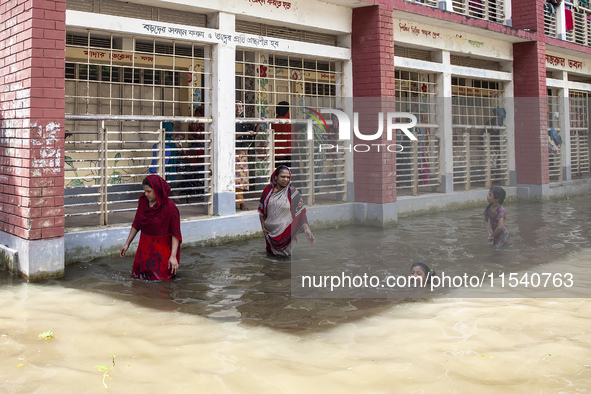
[2, 195, 591, 392]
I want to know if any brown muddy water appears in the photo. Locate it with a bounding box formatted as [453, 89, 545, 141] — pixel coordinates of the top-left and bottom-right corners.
[1, 195, 591, 392]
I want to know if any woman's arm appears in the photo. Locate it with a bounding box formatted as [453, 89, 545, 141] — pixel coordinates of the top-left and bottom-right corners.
[120, 227, 139, 257]
[168, 236, 180, 275]
[260, 215, 270, 236]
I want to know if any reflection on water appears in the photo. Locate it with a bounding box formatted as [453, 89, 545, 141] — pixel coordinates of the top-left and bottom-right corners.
[1, 195, 591, 392]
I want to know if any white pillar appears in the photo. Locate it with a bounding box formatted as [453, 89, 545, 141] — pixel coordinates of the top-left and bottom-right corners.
[433, 50, 453, 193]
[559, 71, 572, 180]
[556, 1, 567, 40]
[501, 60, 515, 185]
[210, 12, 237, 215]
[338, 33, 354, 202]
[504, 0, 512, 26]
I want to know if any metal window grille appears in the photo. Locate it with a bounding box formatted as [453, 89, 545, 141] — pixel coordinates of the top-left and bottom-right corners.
[545, 5, 558, 38]
[450, 55, 501, 72]
[64, 118, 213, 227]
[565, 1, 591, 46]
[66, 32, 211, 117]
[394, 46, 432, 62]
[66, 0, 208, 28]
[395, 69, 441, 195]
[400, 0, 439, 8]
[569, 91, 591, 178]
[65, 31, 213, 227]
[234, 51, 346, 208]
[452, 131, 508, 188]
[451, 78, 508, 189]
[548, 89, 563, 182]
[450, 0, 505, 23]
[235, 20, 338, 46]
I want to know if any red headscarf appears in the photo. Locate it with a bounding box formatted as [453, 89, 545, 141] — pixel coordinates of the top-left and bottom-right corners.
[132, 175, 182, 242]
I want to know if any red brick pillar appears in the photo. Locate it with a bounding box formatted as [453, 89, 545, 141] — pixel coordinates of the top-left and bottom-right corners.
[511, 0, 550, 197]
[0, 0, 66, 279]
[351, 4, 397, 226]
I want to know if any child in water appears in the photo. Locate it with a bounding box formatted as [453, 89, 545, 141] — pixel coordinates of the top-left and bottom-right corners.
[410, 262, 436, 287]
[484, 186, 510, 249]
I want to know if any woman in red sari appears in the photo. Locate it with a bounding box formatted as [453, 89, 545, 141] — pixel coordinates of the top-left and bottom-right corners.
[258, 165, 315, 256]
[120, 175, 182, 280]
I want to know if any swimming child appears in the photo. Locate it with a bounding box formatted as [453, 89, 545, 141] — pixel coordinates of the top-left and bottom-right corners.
[410, 262, 436, 287]
[484, 186, 510, 249]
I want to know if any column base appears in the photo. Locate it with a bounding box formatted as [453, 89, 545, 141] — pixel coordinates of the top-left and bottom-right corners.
[516, 184, 550, 202]
[509, 170, 517, 186]
[214, 192, 236, 216]
[440, 174, 454, 193]
[0, 232, 64, 281]
[353, 202, 398, 228]
[346, 181, 355, 202]
[563, 166, 572, 181]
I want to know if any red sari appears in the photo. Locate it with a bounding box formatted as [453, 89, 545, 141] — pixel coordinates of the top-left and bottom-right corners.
[131, 175, 182, 280]
[258, 167, 308, 255]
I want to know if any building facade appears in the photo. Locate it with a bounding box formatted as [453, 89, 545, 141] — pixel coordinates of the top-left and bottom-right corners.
[1, 0, 590, 279]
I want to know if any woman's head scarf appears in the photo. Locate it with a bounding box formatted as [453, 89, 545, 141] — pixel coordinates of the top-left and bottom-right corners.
[132, 174, 182, 241]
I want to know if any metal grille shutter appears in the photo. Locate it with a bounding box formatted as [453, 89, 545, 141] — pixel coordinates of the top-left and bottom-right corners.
[394, 46, 432, 61]
[450, 55, 500, 71]
[235, 20, 338, 46]
[66, 0, 207, 28]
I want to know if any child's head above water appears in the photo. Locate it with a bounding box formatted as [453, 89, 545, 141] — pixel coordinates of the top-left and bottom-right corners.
[488, 186, 506, 205]
[411, 262, 435, 285]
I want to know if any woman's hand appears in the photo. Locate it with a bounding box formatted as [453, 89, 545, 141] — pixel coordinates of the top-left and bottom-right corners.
[168, 255, 179, 275]
[262, 227, 271, 236]
[119, 243, 129, 257]
[304, 228, 315, 246]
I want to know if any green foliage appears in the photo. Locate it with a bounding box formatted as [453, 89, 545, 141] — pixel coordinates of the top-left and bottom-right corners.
[38, 330, 53, 340]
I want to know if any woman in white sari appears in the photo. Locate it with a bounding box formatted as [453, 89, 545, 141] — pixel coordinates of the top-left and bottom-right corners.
[258, 166, 315, 256]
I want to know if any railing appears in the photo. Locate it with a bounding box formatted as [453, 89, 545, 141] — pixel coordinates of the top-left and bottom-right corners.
[64, 115, 213, 227]
[566, 2, 591, 46]
[452, 129, 509, 189]
[545, 1, 591, 47]
[545, 5, 558, 37]
[451, 0, 505, 23]
[396, 128, 441, 195]
[235, 118, 347, 208]
[548, 126, 564, 182]
[571, 128, 590, 178]
[394, 70, 439, 194]
[403, 0, 505, 23]
[403, 0, 439, 7]
[548, 95, 562, 182]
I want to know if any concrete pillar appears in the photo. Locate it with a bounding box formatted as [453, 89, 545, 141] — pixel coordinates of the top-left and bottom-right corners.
[433, 50, 453, 193]
[558, 71, 572, 181]
[556, 1, 567, 41]
[336, 33, 354, 203]
[209, 12, 237, 215]
[351, 4, 397, 227]
[501, 60, 516, 185]
[0, 0, 66, 280]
